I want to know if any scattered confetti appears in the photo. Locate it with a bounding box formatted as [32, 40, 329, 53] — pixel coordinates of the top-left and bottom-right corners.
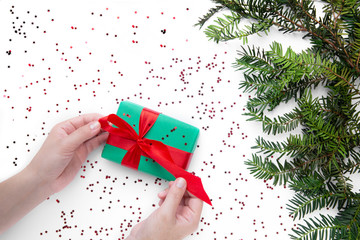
[0, 1, 317, 239]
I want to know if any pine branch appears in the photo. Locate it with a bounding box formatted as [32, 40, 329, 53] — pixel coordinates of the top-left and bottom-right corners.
[295, 0, 336, 39]
[287, 192, 340, 220]
[199, 1, 360, 239]
[195, 4, 225, 28]
[253, 136, 289, 159]
[204, 12, 272, 43]
[235, 45, 273, 74]
[245, 154, 295, 185]
[335, 203, 360, 239]
[244, 107, 302, 135]
[290, 214, 347, 240]
[289, 173, 326, 195]
[343, 150, 360, 174]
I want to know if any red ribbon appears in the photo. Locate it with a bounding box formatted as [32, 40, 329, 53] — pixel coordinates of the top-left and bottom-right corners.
[99, 108, 212, 206]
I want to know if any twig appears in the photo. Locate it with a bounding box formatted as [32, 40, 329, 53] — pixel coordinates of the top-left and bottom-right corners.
[323, 65, 360, 96]
[295, 1, 336, 38]
[320, 108, 346, 119]
[272, 10, 340, 52]
[333, 0, 344, 29]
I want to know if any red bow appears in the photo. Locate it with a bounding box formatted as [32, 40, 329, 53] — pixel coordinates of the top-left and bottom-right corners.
[99, 108, 212, 206]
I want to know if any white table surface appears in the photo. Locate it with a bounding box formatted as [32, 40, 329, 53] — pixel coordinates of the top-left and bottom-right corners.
[0, 0, 325, 239]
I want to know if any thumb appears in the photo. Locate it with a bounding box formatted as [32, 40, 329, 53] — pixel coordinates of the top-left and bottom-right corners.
[64, 121, 101, 151]
[160, 178, 187, 216]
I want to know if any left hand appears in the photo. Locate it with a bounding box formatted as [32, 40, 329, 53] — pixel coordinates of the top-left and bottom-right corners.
[28, 113, 108, 195]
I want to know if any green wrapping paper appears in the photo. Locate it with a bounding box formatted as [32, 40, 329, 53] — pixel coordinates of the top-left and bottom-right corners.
[101, 101, 200, 181]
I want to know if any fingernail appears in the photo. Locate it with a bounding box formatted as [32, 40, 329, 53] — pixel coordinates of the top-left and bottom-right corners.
[176, 178, 186, 189]
[90, 121, 100, 130]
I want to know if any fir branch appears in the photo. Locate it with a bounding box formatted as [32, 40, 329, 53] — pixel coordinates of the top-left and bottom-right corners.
[290, 214, 346, 240]
[282, 76, 326, 96]
[196, 4, 225, 28]
[199, 1, 360, 238]
[289, 173, 326, 195]
[271, 6, 341, 54]
[343, 150, 360, 174]
[336, 203, 360, 239]
[253, 136, 289, 158]
[235, 45, 273, 74]
[296, 0, 336, 38]
[244, 107, 302, 135]
[205, 13, 272, 43]
[245, 154, 295, 185]
[287, 193, 340, 220]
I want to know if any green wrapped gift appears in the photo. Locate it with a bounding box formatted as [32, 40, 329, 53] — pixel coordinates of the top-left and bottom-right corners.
[101, 101, 200, 181]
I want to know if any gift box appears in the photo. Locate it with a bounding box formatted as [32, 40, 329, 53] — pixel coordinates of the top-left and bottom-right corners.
[99, 102, 211, 205]
[101, 101, 199, 181]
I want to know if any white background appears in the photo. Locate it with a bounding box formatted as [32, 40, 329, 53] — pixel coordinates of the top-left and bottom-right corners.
[0, 0, 329, 239]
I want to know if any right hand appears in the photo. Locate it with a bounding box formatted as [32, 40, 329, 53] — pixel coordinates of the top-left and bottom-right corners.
[128, 178, 203, 240]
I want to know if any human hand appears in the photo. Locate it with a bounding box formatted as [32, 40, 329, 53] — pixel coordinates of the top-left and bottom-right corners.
[128, 178, 203, 240]
[28, 113, 108, 195]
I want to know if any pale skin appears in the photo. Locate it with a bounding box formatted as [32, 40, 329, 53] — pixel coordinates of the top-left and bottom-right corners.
[0, 114, 203, 239]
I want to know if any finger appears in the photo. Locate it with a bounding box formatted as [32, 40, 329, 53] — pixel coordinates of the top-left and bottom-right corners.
[158, 189, 167, 199]
[63, 120, 102, 151]
[55, 132, 108, 192]
[157, 180, 175, 199]
[160, 178, 187, 216]
[84, 132, 109, 154]
[158, 198, 164, 206]
[56, 155, 83, 190]
[159, 188, 186, 207]
[158, 187, 170, 199]
[186, 192, 203, 221]
[58, 113, 104, 135]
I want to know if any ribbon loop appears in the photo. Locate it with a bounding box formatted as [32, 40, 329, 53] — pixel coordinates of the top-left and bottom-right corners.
[139, 108, 160, 138]
[100, 114, 138, 140]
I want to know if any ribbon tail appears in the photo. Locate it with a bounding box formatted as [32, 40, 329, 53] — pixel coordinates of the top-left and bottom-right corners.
[121, 144, 142, 170]
[170, 166, 212, 206]
[140, 140, 212, 206]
